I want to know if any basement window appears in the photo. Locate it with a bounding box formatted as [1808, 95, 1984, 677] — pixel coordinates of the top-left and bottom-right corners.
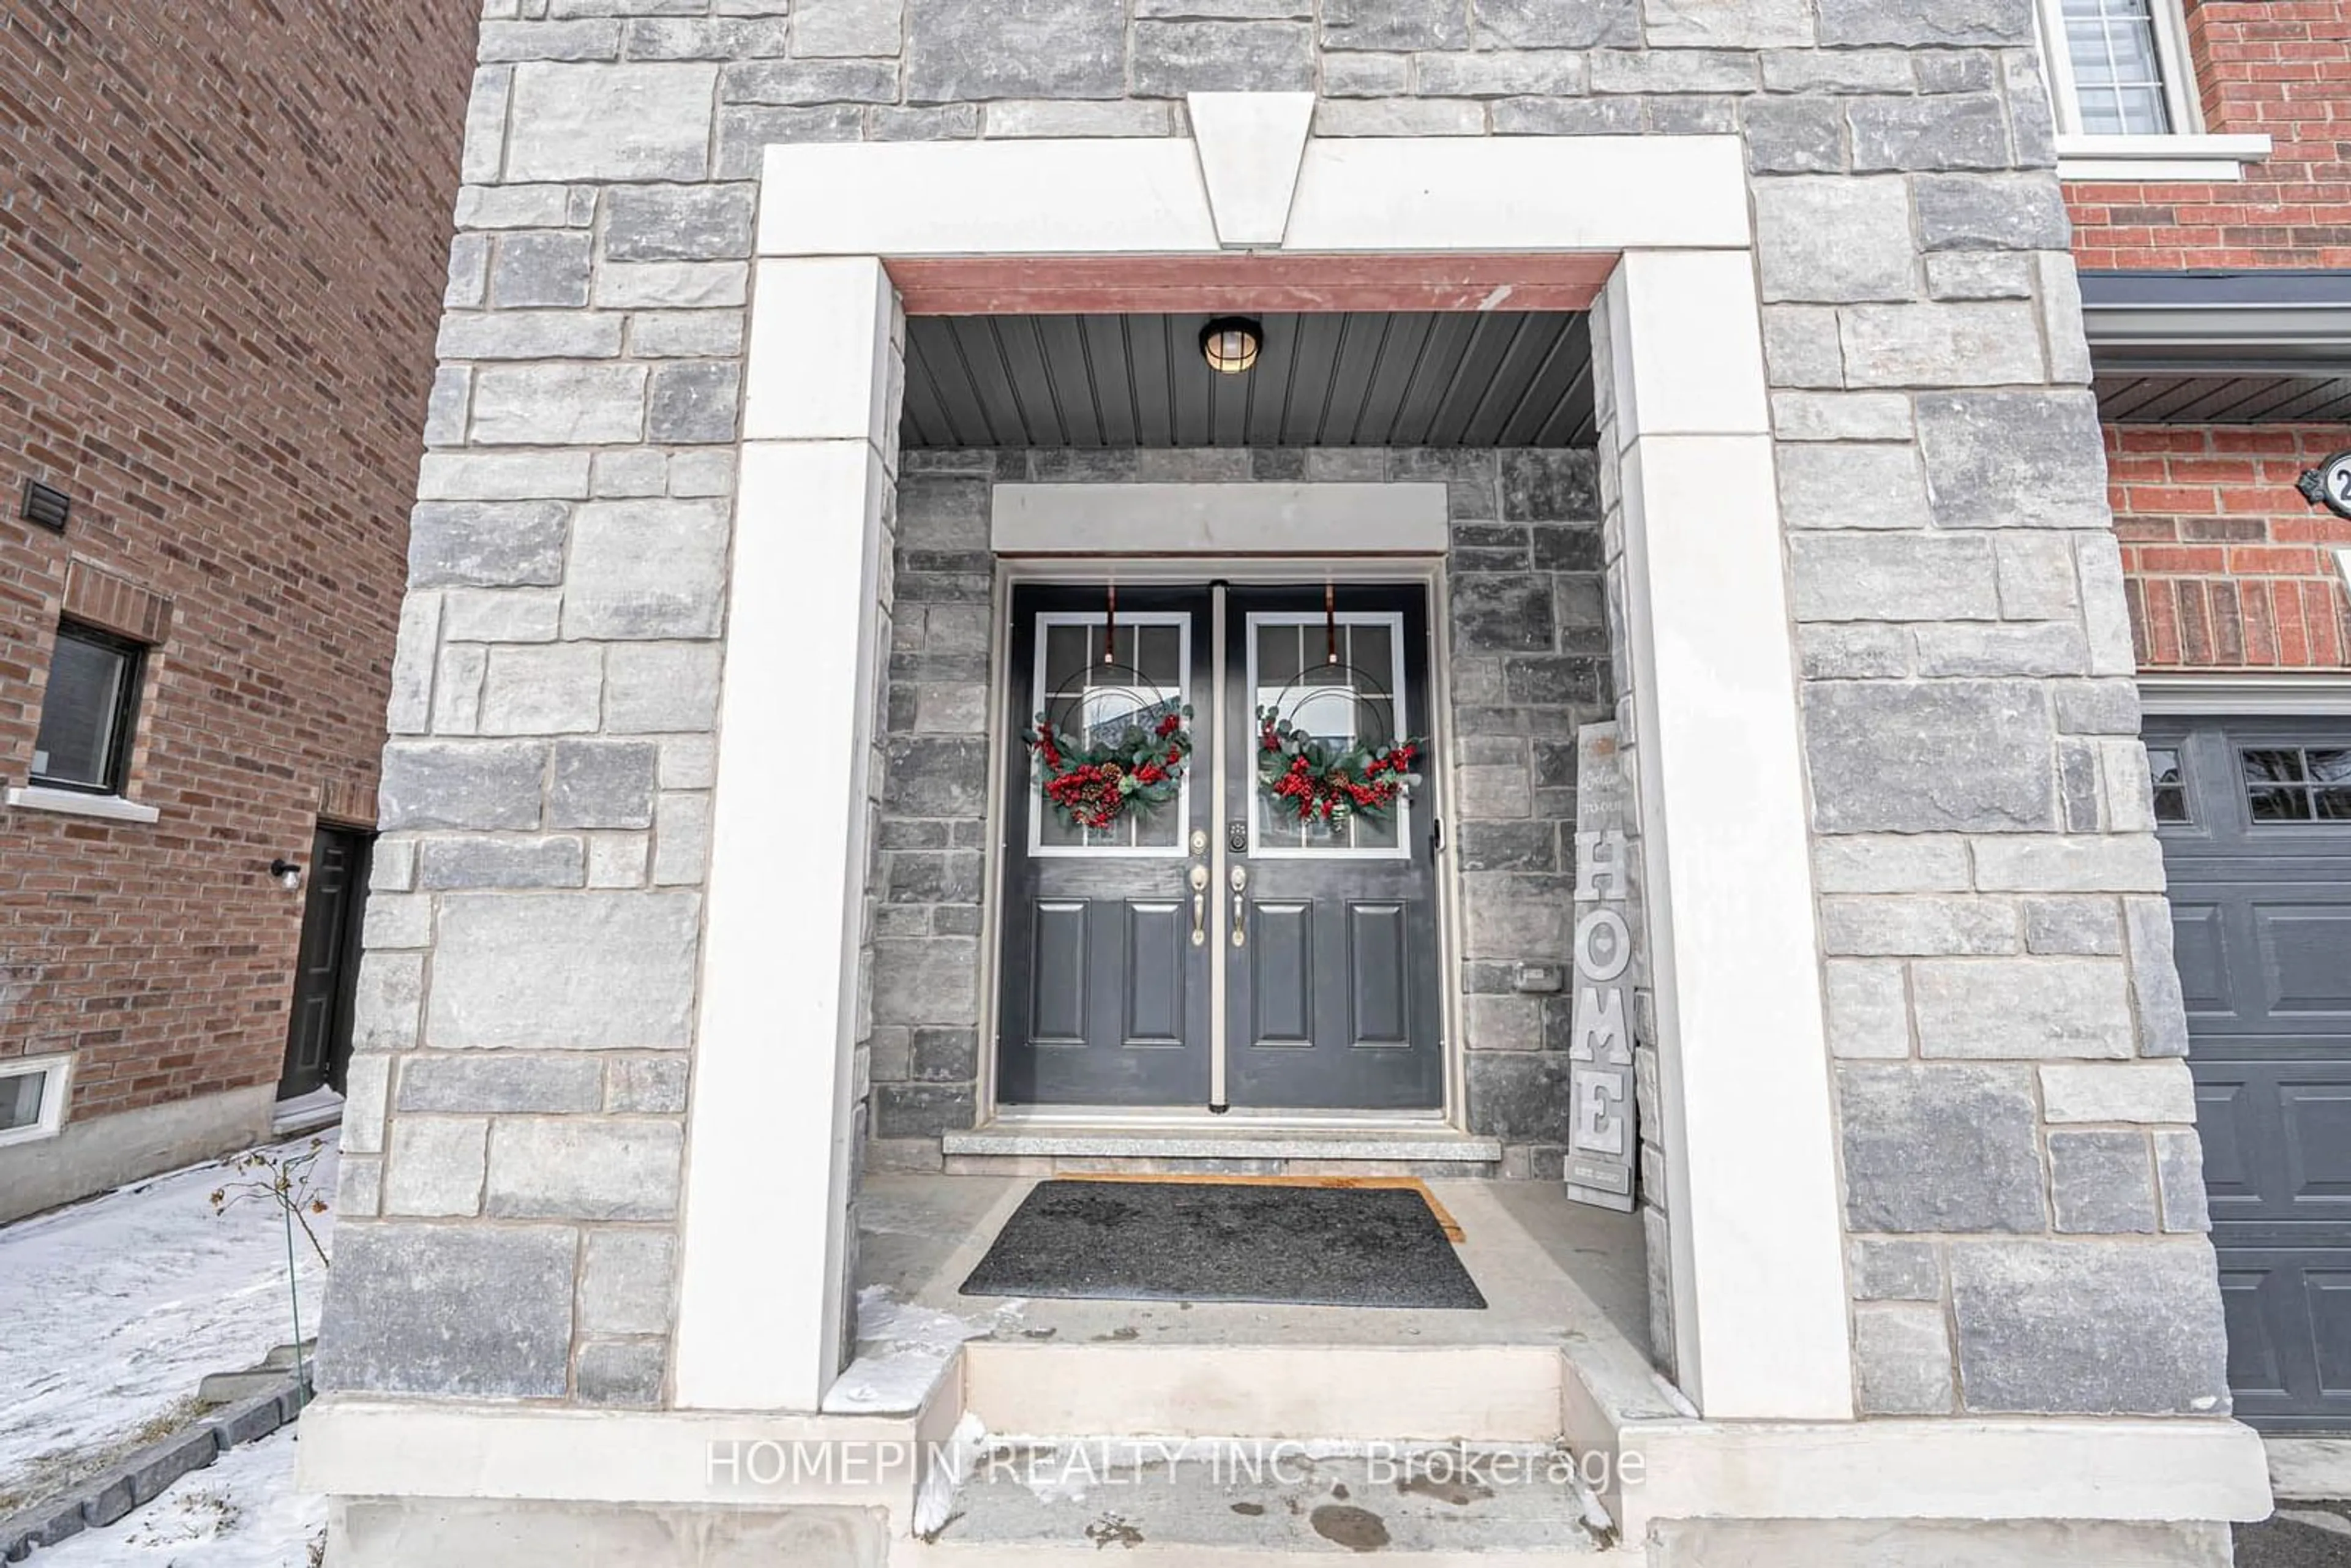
[31, 621, 144, 796]
[0, 1055, 70, 1147]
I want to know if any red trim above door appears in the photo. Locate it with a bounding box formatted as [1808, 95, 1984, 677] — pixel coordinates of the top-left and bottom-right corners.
[885, 253, 1617, 316]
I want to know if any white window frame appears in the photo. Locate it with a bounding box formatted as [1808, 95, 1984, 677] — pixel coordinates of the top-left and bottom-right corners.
[2034, 0, 2273, 179]
[0, 1053, 72, 1148]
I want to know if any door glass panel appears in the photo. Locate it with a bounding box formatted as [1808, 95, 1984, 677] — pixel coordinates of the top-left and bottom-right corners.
[2240, 746, 2351, 827]
[1032, 612, 1190, 855]
[2147, 746, 2191, 825]
[1249, 612, 1411, 856]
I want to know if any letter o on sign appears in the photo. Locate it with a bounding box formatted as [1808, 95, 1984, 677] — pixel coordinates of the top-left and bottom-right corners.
[1573, 908, 1631, 983]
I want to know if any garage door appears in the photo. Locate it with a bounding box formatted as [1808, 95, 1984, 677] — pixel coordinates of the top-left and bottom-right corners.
[2149, 718, 2351, 1431]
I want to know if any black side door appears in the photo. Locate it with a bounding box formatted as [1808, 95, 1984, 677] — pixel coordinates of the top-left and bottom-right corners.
[279, 824, 372, 1099]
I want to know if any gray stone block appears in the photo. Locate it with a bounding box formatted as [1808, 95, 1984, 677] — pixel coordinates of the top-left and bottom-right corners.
[1815, 0, 2033, 45]
[1466, 1051, 1575, 1144]
[871, 937, 981, 1026]
[906, 0, 1125, 100]
[1501, 450, 1599, 521]
[648, 361, 741, 444]
[1760, 47, 1914, 91]
[1804, 678, 2054, 833]
[477, 18, 622, 61]
[2022, 897, 2124, 956]
[1788, 531, 1998, 622]
[397, 1054, 606, 1114]
[489, 231, 593, 307]
[1949, 1239, 2230, 1413]
[606, 643, 722, 735]
[1851, 91, 2011, 171]
[1131, 20, 1314, 93]
[1915, 172, 2073, 250]
[607, 1055, 689, 1112]
[2124, 895, 2193, 1057]
[582, 1229, 677, 1335]
[379, 741, 547, 831]
[1839, 1063, 2047, 1232]
[1491, 96, 1644, 135]
[1799, 624, 1911, 680]
[1812, 835, 1972, 893]
[624, 17, 793, 58]
[383, 1116, 490, 1217]
[438, 310, 626, 362]
[1853, 1303, 1956, 1414]
[874, 1082, 977, 1139]
[1916, 390, 2110, 531]
[1471, 0, 1638, 45]
[408, 501, 568, 588]
[1753, 178, 1915, 304]
[488, 1119, 684, 1221]
[1911, 956, 2134, 1059]
[2154, 1129, 2211, 1233]
[1927, 251, 2036, 301]
[795, 0, 906, 55]
[1913, 622, 2091, 678]
[1452, 576, 1556, 654]
[1821, 895, 2019, 956]
[1414, 49, 1586, 97]
[1839, 301, 2046, 388]
[1589, 48, 1760, 94]
[563, 500, 729, 640]
[550, 740, 662, 829]
[1850, 1237, 1942, 1301]
[576, 1340, 666, 1406]
[427, 891, 702, 1048]
[604, 184, 757, 262]
[1322, 51, 1411, 96]
[2049, 1128, 2159, 1234]
[317, 1222, 577, 1399]
[1776, 443, 1932, 530]
[720, 58, 899, 103]
[1741, 96, 1848, 174]
[1648, 0, 1813, 46]
[1824, 958, 1908, 1059]
[1323, 0, 1466, 48]
[469, 363, 648, 446]
[506, 63, 717, 181]
[419, 835, 587, 890]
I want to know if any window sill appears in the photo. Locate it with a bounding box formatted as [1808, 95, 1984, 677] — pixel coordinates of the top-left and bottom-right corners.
[5, 785, 161, 823]
[2055, 133, 2273, 182]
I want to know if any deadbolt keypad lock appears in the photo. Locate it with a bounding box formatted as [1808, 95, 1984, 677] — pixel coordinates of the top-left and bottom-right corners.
[1226, 819, 1248, 854]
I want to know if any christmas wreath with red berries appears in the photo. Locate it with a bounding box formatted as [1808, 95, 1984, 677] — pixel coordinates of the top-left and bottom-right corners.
[1024, 705, 1194, 832]
[1255, 707, 1423, 830]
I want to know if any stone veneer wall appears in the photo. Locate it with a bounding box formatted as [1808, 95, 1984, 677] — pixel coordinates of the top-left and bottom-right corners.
[321, 0, 2232, 1430]
[866, 446, 1609, 1178]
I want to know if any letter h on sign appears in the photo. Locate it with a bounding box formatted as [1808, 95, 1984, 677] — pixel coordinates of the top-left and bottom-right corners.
[1565, 724, 1637, 1213]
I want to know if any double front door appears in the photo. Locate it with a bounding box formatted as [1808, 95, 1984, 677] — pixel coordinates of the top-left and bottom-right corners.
[996, 582, 1444, 1112]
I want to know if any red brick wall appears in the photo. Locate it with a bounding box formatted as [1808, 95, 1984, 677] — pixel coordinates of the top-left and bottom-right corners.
[0, 4, 471, 1121]
[2110, 424, 2351, 668]
[2067, 0, 2351, 269]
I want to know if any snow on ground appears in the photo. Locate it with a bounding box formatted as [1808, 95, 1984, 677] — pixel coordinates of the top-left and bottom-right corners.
[36, 1427, 324, 1568]
[822, 1285, 1024, 1414]
[0, 1132, 337, 1510]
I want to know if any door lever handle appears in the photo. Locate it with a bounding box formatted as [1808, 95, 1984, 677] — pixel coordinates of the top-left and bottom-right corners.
[1188, 864, 1209, 947]
[1229, 865, 1248, 948]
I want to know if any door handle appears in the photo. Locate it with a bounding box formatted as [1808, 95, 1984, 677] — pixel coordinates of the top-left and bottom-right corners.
[1229, 865, 1248, 948]
[1188, 864, 1210, 947]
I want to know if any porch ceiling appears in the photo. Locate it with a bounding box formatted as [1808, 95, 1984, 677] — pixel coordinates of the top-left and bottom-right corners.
[898, 310, 1596, 450]
[2093, 371, 2351, 424]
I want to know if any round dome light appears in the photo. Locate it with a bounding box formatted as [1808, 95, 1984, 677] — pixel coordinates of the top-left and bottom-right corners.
[1199, 316, 1262, 375]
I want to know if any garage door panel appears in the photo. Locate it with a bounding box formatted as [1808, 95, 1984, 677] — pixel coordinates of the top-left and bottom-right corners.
[2157, 716, 2351, 1431]
[2256, 904, 2351, 1015]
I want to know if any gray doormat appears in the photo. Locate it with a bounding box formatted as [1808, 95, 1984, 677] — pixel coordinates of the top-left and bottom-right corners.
[959, 1180, 1487, 1310]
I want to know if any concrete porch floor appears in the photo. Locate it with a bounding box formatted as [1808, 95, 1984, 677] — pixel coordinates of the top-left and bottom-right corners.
[846, 1175, 1687, 1452]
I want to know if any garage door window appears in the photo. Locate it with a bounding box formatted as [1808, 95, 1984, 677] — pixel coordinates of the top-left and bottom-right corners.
[2241, 746, 2351, 823]
[2148, 746, 2191, 824]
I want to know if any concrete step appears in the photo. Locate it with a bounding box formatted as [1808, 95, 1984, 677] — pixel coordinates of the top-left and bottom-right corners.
[961, 1341, 1570, 1444]
[898, 1441, 1614, 1565]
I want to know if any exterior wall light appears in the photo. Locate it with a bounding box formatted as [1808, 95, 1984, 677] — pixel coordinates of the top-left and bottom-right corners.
[1200, 317, 1262, 375]
[269, 858, 304, 891]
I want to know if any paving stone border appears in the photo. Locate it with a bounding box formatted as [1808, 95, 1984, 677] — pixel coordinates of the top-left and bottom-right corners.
[0, 1379, 308, 1561]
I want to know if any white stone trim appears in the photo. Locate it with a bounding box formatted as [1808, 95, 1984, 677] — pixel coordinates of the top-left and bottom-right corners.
[673, 258, 897, 1414]
[1185, 91, 1314, 247]
[2267, 1436, 2351, 1501]
[4, 785, 160, 824]
[759, 135, 1751, 259]
[0, 1052, 72, 1148]
[989, 481, 1449, 555]
[2055, 133, 2272, 182]
[1616, 1416, 2271, 1538]
[736, 124, 1850, 1421]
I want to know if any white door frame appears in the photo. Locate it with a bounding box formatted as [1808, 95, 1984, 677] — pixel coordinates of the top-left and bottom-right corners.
[673, 102, 1858, 1424]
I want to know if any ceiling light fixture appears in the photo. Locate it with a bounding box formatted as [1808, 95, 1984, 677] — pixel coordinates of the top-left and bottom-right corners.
[1199, 317, 1262, 375]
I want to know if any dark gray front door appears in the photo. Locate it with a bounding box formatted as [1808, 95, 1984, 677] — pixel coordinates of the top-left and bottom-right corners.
[1223, 586, 1444, 1110]
[279, 824, 373, 1099]
[2151, 717, 2351, 1431]
[994, 582, 1445, 1112]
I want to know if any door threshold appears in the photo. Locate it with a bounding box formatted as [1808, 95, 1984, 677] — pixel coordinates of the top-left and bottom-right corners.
[942, 1123, 1503, 1165]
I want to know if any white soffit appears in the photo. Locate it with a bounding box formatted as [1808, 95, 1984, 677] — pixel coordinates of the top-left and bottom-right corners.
[990, 481, 1450, 555]
[759, 132, 1750, 258]
[1186, 91, 1314, 247]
